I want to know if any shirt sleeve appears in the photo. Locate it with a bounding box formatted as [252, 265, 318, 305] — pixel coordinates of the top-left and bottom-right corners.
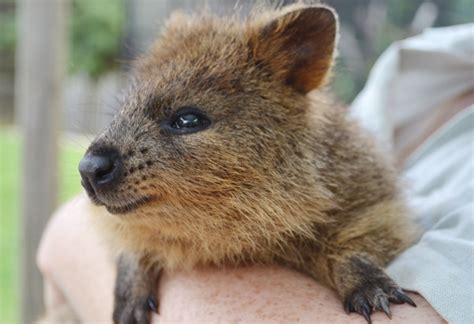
[386, 108, 474, 324]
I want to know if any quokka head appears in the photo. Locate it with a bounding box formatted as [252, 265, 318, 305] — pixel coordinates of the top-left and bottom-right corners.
[79, 4, 338, 241]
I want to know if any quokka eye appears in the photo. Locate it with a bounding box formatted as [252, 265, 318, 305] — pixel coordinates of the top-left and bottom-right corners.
[172, 113, 204, 129]
[164, 107, 211, 134]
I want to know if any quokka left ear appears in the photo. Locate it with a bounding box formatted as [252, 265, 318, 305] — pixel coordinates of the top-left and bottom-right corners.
[249, 5, 338, 94]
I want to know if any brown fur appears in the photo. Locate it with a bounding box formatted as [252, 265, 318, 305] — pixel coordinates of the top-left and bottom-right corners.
[77, 3, 417, 323]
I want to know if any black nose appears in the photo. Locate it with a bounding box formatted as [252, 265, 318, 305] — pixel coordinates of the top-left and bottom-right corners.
[79, 149, 122, 193]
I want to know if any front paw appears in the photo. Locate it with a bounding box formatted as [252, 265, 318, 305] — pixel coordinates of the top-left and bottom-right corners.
[113, 254, 161, 324]
[343, 273, 416, 324]
[113, 295, 157, 324]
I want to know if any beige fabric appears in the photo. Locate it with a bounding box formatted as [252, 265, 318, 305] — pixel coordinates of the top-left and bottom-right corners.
[350, 24, 474, 324]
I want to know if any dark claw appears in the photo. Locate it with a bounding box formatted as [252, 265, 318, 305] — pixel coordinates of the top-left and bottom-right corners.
[389, 297, 404, 304]
[373, 293, 392, 319]
[395, 290, 417, 307]
[344, 300, 354, 314]
[379, 299, 392, 319]
[147, 296, 158, 313]
[359, 304, 372, 324]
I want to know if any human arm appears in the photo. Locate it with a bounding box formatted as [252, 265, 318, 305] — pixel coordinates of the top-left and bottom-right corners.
[37, 195, 445, 323]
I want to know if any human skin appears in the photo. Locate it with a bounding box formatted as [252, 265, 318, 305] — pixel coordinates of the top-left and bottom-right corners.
[37, 194, 445, 323]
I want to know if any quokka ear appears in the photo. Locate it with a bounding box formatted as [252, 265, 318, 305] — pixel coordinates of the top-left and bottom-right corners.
[249, 6, 338, 94]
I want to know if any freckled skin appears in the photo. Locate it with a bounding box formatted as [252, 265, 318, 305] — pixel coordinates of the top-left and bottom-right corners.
[81, 3, 417, 324]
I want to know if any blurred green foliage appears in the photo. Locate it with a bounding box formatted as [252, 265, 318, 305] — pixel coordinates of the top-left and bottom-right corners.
[388, 0, 473, 26]
[70, 0, 125, 78]
[0, 2, 15, 52]
[330, 0, 473, 103]
[0, 128, 85, 324]
[0, 129, 20, 324]
[0, 0, 125, 77]
[451, 0, 474, 24]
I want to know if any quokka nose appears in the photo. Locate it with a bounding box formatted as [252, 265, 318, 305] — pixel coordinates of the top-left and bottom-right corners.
[79, 149, 122, 192]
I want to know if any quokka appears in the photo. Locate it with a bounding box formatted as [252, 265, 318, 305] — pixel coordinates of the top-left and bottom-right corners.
[77, 3, 418, 323]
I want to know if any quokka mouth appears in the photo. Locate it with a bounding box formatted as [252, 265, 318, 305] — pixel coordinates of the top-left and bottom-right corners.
[104, 195, 157, 215]
[83, 185, 157, 215]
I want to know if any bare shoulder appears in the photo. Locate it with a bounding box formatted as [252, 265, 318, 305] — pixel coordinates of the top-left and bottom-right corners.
[156, 266, 446, 324]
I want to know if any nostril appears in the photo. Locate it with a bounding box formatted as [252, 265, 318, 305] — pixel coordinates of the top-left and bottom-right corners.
[79, 150, 122, 191]
[94, 158, 114, 182]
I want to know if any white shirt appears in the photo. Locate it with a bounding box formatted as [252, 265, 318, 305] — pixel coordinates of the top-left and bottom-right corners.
[350, 24, 474, 324]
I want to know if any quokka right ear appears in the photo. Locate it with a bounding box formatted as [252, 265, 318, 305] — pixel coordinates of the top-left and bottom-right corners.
[249, 5, 338, 94]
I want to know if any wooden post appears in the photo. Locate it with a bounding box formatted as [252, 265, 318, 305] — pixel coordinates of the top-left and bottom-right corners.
[15, 0, 68, 322]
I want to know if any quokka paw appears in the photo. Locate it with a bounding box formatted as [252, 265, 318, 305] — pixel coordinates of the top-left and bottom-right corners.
[113, 295, 158, 324]
[343, 278, 416, 324]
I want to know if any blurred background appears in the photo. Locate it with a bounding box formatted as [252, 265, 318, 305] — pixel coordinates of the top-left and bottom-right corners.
[0, 0, 472, 322]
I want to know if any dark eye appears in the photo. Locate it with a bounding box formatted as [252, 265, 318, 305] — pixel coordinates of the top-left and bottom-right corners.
[172, 113, 204, 129]
[164, 108, 211, 134]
